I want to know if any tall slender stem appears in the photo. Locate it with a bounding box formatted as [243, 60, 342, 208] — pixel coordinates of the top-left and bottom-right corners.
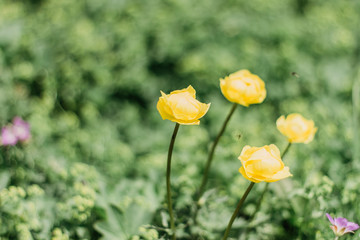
[166, 123, 180, 240]
[281, 142, 292, 159]
[242, 142, 292, 237]
[222, 182, 255, 240]
[197, 103, 238, 199]
[249, 181, 269, 220]
[251, 142, 292, 216]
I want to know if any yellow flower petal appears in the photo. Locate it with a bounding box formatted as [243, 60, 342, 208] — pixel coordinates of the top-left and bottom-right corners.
[157, 96, 174, 121]
[276, 115, 286, 134]
[265, 167, 292, 182]
[195, 103, 211, 120]
[220, 69, 266, 106]
[276, 113, 317, 144]
[156, 86, 210, 125]
[172, 119, 200, 125]
[268, 144, 281, 159]
[239, 167, 260, 183]
[239, 145, 252, 158]
[304, 127, 318, 143]
[238, 145, 291, 183]
[170, 85, 196, 98]
[169, 92, 200, 120]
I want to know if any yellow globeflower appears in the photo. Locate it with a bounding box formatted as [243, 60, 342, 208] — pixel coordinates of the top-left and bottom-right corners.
[239, 144, 292, 183]
[276, 113, 317, 144]
[157, 85, 211, 125]
[220, 69, 266, 107]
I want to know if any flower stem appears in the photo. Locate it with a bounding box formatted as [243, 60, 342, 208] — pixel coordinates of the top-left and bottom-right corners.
[252, 142, 292, 214]
[197, 103, 238, 199]
[242, 142, 292, 236]
[222, 182, 255, 240]
[166, 123, 180, 240]
[334, 237, 339, 240]
[249, 181, 269, 221]
[281, 142, 292, 159]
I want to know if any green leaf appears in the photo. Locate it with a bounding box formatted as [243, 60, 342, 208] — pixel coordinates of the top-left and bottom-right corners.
[94, 205, 127, 240]
[0, 171, 10, 190]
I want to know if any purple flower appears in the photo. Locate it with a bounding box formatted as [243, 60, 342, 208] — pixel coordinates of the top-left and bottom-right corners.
[1, 126, 18, 146]
[12, 117, 31, 142]
[1, 117, 31, 146]
[326, 213, 359, 237]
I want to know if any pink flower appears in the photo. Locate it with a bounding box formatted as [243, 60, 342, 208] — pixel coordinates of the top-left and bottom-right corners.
[12, 117, 31, 142]
[326, 213, 359, 237]
[1, 117, 31, 146]
[1, 126, 18, 146]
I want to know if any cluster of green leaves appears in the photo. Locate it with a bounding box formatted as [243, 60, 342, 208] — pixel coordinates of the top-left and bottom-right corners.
[0, 0, 360, 239]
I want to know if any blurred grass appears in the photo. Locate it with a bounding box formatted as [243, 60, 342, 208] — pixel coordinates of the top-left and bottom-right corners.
[0, 0, 360, 239]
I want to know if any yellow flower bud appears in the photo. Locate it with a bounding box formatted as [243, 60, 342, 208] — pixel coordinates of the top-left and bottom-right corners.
[157, 85, 211, 125]
[239, 144, 292, 183]
[220, 69, 266, 107]
[276, 113, 317, 144]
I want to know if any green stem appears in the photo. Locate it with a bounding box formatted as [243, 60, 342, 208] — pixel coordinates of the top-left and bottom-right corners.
[242, 142, 292, 236]
[252, 143, 292, 216]
[334, 237, 339, 240]
[166, 123, 180, 240]
[249, 182, 269, 221]
[281, 142, 292, 159]
[222, 182, 255, 240]
[197, 103, 238, 199]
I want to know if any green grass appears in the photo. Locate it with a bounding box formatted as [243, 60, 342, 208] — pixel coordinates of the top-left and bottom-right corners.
[0, 0, 359, 239]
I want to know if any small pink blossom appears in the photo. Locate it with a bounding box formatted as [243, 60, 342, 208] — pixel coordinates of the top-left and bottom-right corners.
[1, 117, 31, 146]
[12, 117, 31, 142]
[326, 213, 359, 237]
[1, 126, 18, 146]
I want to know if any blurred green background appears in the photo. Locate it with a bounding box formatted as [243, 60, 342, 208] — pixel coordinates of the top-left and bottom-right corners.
[0, 0, 360, 239]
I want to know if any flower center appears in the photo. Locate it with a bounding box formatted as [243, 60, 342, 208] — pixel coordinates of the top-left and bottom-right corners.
[168, 92, 199, 119]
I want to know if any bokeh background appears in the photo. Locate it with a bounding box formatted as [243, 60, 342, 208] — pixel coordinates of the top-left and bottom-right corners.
[0, 0, 360, 239]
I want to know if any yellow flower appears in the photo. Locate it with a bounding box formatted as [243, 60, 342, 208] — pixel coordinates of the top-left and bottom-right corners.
[220, 69, 266, 107]
[276, 113, 317, 144]
[157, 85, 211, 125]
[239, 144, 292, 183]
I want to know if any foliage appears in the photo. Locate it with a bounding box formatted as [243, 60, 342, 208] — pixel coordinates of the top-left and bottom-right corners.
[0, 0, 360, 239]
